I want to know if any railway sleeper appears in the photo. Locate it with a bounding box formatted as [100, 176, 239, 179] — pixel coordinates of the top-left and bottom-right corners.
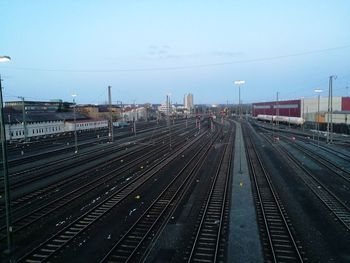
[193, 252, 213, 258]
[276, 254, 298, 260]
[198, 241, 215, 247]
[197, 247, 215, 252]
[274, 248, 297, 255]
[199, 236, 216, 242]
[192, 258, 212, 263]
[274, 243, 293, 248]
[127, 234, 143, 240]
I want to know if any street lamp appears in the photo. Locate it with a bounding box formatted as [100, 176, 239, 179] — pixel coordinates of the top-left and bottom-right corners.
[234, 80, 245, 174]
[234, 80, 245, 120]
[72, 94, 78, 153]
[0, 55, 13, 254]
[314, 89, 323, 147]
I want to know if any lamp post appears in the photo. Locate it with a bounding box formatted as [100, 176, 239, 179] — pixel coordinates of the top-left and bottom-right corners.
[234, 80, 245, 120]
[166, 94, 172, 149]
[72, 94, 78, 153]
[0, 55, 13, 254]
[314, 89, 323, 147]
[234, 80, 245, 174]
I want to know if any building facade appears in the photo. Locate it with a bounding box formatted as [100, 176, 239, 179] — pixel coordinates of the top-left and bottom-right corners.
[252, 96, 350, 123]
[184, 93, 194, 113]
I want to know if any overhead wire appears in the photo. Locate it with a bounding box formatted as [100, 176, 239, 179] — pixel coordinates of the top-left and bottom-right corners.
[0, 44, 350, 73]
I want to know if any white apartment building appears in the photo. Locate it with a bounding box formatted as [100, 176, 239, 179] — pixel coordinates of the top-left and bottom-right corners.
[184, 93, 194, 113]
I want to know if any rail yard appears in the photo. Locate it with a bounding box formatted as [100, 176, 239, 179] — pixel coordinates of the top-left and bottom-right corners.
[0, 116, 348, 262]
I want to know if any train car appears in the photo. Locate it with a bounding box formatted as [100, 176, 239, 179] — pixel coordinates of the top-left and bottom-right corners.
[6, 120, 65, 141]
[65, 120, 108, 132]
[257, 114, 274, 122]
[257, 114, 304, 126]
[275, 116, 305, 125]
[6, 119, 109, 141]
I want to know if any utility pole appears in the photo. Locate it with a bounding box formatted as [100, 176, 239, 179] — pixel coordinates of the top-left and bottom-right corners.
[8, 115, 11, 141]
[133, 100, 136, 136]
[226, 100, 229, 118]
[108, 86, 113, 142]
[288, 107, 291, 129]
[302, 98, 305, 132]
[18, 96, 27, 142]
[166, 94, 172, 149]
[327, 76, 336, 143]
[314, 89, 323, 147]
[0, 74, 13, 254]
[276, 92, 279, 126]
[166, 94, 170, 127]
[239, 85, 242, 119]
[72, 94, 78, 153]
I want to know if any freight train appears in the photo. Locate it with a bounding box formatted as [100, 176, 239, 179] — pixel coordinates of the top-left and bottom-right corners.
[256, 114, 305, 126]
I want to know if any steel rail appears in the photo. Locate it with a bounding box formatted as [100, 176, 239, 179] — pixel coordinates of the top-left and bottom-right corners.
[244, 124, 304, 263]
[0, 132, 193, 242]
[0, 122, 195, 215]
[17, 130, 207, 263]
[99, 126, 222, 263]
[261, 132, 350, 231]
[187, 124, 233, 262]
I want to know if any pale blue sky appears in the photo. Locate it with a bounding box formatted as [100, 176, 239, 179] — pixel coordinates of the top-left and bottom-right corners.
[1, 0, 350, 105]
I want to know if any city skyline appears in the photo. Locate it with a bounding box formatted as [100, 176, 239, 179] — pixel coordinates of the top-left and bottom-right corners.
[1, 1, 350, 105]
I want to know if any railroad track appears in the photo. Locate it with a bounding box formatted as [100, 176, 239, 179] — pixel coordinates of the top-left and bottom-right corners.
[276, 133, 350, 185]
[99, 126, 222, 263]
[0, 124, 197, 222]
[8, 123, 181, 189]
[311, 143, 350, 161]
[0, 125, 191, 216]
[243, 124, 305, 263]
[260, 131, 350, 232]
[4, 120, 180, 169]
[4, 121, 194, 192]
[255, 123, 350, 162]
[17, 128, 208, 262]
[186, 122, 233, 263]
[0, 133, 193, 242]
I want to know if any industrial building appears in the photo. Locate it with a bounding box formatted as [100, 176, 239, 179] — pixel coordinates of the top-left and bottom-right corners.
[5, 100, 72, 112]
[252, 97, 350, 134]
[252, 97, 350, 122]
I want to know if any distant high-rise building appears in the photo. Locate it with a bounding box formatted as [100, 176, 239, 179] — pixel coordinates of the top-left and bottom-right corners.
[184, 93, 194, 113]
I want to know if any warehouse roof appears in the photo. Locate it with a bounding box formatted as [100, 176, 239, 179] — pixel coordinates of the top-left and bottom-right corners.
[5, 112, 88, 124]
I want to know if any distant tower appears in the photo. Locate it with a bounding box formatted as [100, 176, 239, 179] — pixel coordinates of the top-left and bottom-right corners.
[184, 93, 194, 113]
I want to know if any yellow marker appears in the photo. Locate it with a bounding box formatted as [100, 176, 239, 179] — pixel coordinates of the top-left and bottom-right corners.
[140, 166, 144, 169]
[239, 182, 244, 187]
[135, 195, 141, 199]
[120, 159, 124, 163]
